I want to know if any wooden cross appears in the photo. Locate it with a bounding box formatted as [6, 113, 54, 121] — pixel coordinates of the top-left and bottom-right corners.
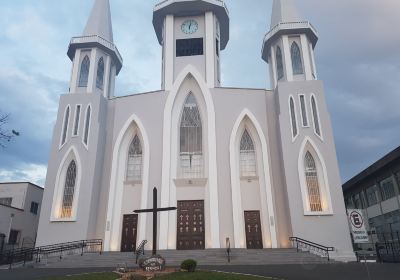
[134, 187, 177, 256]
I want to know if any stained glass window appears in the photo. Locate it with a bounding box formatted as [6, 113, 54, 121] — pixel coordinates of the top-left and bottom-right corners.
[291, 42, 304, 75]
[126, 135, 143, 181]
[304, 152, 323, 212]
[61, 160, 77, 218]
[276, 46, 284, 80]
[96, 57, 104, 90]
[240, 129, 257, 177]
[180, 93, 203, 178]
[78, 55, 90, 87]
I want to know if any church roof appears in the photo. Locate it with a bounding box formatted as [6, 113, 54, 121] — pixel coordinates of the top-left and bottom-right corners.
[270, 0, 302, 28]
[83, 0, 114, 43]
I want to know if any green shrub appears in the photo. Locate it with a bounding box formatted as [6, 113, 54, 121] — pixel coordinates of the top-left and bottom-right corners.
[127, 274, 147, 280]
[180, 259, 197, 272]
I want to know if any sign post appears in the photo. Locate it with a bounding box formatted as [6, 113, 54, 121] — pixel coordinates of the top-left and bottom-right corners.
[347, 209, 369, 243]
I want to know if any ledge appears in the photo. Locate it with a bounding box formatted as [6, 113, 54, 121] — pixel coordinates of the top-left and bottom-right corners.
[174, 178, 208, 187]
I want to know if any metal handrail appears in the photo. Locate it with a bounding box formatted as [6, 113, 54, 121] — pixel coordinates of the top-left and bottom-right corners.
[289, 237, 334, 261]
[226, 237, 231, 263]
[135, 240, 147, 264]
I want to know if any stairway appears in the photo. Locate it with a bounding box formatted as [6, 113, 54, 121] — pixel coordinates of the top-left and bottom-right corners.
[33, 248, 332, 268]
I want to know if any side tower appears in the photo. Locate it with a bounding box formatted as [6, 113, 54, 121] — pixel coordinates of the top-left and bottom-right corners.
[153, 0, 229, 90]
[36, 0, 122, 246]
[262, 0, 355, 260]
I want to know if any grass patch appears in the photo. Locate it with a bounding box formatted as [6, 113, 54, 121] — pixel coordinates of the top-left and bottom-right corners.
[154, 271, 272, 280]
[40, 272, 120, 280]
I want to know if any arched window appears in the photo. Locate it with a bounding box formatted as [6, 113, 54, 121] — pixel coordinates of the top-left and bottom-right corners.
[61, 106, 70, 146]
[240, 129, 257, 177]
[289, 97, 298, 138]
[126, 135, 142, 181]
[180, 93, 203, 178]
[291, 42, 304, 75]
[96, 57, 104, 90]
[60, 160, 77, 218]
[304, 152, 323, 212]
[78, 55, 90, 87]
[311, 96, 321, 136]
[276, 46, 284, 80]
[83, 106, 91, 146]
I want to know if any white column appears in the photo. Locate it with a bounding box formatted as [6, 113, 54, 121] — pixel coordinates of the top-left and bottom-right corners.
[87, 48, 97, 93]
[205, 12, 215, 88]
[309, 42, 318, 79]
[103, 55, 111, 98]
[164, 15, 174, 91]
[270, 46, 278, 89]
[300, 34, 313, 80]
[70, 49, 82, 93]
[282, 35, 293, 81]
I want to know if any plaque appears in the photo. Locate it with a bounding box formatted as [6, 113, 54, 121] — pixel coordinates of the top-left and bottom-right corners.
[139, 255, 166, 272]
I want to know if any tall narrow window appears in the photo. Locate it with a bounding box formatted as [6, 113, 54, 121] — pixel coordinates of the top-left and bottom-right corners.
[291, 42, 304, 75]
[180, 93, 203, 178]
[311, 96, 321, 136]
[289, 97, 298, 138]
[240, 129, 257, 177]
[96, 57, 105, 89]
[126, 135, 143, 182]
[60, 160, 77, 218]
[78, 55, 90, 87]
[299, 95, 308, 127]
[83, 106, 91, 146]
[73, 105, 81, 136]
[61, 106, 70, 146]
[276, 46, 284, 80]
[304, 152, 323, 212]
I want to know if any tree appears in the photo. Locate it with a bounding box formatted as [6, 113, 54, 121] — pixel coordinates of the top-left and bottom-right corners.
[0, 112, 19, 148]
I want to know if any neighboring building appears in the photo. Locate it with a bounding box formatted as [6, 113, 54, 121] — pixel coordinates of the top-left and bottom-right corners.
[0, 182, 44, 251]
[343, 146, 400, 235]
[36, 0, 354, 261]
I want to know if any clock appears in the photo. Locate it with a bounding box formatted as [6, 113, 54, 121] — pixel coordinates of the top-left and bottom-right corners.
[181, 19, 198, 34]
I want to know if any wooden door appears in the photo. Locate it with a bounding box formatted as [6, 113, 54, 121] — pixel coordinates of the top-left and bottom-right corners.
[177, 200, 205, 250]
[244, 211, 263, 249]
[120, 214, 138, 252]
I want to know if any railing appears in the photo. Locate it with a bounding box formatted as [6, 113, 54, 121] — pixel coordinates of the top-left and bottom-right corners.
[264, 21, 318, 43]
[135, 240, 147, 264]
[226, 237, 231, 263]
[290, 237, 334, 261]
[376, 241, 400, 263]
[0, 239, 103, 269]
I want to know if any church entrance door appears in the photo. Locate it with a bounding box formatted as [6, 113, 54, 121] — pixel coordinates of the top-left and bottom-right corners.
[244, 211, 263, 249]
[177, 200, 205, 250]
[120, 214, 138, 252]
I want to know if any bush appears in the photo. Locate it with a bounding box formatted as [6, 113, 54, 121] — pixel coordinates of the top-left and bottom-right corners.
[126, 274, 147, 280]
[180, 259, 197, 272]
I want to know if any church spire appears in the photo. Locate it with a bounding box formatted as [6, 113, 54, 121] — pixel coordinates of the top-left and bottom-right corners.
[270, 0, 301, 28]
[83, 0, 114, 42]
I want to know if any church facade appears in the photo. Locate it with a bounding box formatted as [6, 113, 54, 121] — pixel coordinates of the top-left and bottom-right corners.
[36, 0, 355, 260]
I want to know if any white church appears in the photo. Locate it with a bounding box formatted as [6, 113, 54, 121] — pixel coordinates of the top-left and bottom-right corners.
[36, 0, 355, 260]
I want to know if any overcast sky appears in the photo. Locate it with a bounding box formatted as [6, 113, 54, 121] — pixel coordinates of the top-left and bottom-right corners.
[0, 0, 399, 187]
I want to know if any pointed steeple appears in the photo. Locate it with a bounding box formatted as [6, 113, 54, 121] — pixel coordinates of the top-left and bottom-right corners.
[270, 0, 301, 28]
[83, 0, 113, 42]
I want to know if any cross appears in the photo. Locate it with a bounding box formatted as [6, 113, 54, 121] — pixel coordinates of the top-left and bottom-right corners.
[134, 187, 177, 256]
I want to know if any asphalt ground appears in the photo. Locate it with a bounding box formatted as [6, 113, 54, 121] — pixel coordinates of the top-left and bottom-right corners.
[0, 263, 399, 280]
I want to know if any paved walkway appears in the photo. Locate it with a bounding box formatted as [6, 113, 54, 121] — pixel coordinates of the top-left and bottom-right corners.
[0, 263, 399, 280]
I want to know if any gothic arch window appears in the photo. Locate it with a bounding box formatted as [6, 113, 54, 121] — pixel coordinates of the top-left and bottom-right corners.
[276, 46, 284, 80]
[96, 57, 105, 90]
[78, 55, 90, 87]
[179, 92, 203, 178]
[289, 96, 298, 139]
[60, 160, 77, 218]
[126, 135, 142, 181]
[311, 96, 321, 137]
[61, 106, 70, 146]
[83, 105, 91, 147]
[291, 42, 304, 75]
[240, 129, 257, 177]
[304, 151, 323, 212]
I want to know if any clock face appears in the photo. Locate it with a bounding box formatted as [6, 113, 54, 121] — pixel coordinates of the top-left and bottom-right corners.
[181, 19, 198, 34]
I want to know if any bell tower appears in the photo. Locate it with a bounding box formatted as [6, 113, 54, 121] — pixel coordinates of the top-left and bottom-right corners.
[153, 0, 229, 90]
[67, 0, 123, 98]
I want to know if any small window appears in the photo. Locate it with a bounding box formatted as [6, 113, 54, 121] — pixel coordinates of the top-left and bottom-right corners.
[61, 106, 70, 146]
[289, 97, 298, 139]
[126, 135, 143, 182]
[291, 41, 304, 75]
[380, 177, 396, 201]
[96, 57, 105, 90]
[8, 230, 20, 245]
[352, 193, 362, 209]
[73, 105, 81, 136]
[176, 38, 204, 57]
[83, 106, 91, 146]
[299, 95, 308, 127]
[366, 185, 380, 206]
[276, 46, 284, 80]
[30, 202, 39, 215]
[240, 129, 257, 177]
[216, 39, 219, 57]
[311, 96, 321, 137]
[78, 55, 90, 87]
[0, 197, 12, 206]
